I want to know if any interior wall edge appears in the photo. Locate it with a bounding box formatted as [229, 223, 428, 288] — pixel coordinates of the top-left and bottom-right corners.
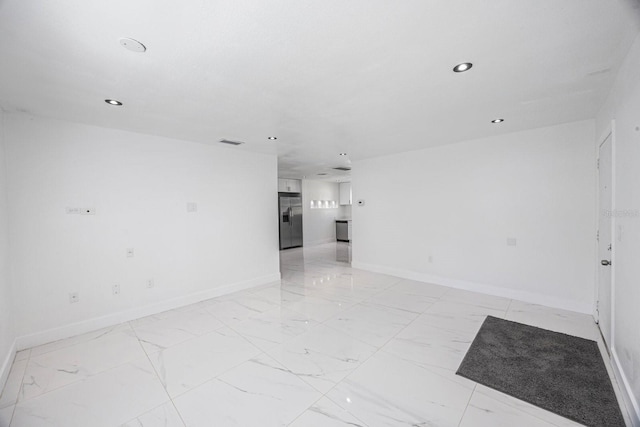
[15, 272, 280, 351]
[351, 261, 593, 315]
[0, 108, 16, 396]
[594, 32, 640, 418]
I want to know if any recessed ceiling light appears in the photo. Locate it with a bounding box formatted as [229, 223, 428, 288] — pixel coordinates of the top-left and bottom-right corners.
[491, 118, 504, 123]
[105, 99, 122, 106]
[339, 153, 347, 156]
[453, 62, 473, 73]
[119, 38, 146, 53]
[268, 136, 277, 140]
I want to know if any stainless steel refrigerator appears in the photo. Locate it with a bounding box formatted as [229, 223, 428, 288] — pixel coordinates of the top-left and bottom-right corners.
[279, 195, 303, 249]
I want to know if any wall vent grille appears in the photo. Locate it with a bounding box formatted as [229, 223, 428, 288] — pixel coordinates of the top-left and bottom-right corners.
[219, 139, 244, 146]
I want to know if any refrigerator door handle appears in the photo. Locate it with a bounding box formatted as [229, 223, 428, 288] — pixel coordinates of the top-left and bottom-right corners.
[289, 207, 293, 227]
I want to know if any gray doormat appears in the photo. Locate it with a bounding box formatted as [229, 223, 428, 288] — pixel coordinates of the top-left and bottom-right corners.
[456, 316, 625, 427]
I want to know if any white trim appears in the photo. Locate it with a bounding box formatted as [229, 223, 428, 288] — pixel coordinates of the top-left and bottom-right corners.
[15, 273, 281, 351]
[593, 127, 611, 322]
[612, 347, 640, 427]
[610, 120, 617, 353]
[0, 338, 17, 394]
[351, 261, 592, 314]
[594, 123, 615, 345]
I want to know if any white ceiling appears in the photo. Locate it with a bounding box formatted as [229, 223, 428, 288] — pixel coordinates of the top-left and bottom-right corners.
[1, 1, 639, 181]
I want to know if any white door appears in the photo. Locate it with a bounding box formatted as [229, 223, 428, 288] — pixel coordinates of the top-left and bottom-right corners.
[597, 134, 613, 349]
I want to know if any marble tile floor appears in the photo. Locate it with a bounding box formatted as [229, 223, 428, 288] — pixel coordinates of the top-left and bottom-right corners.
[0, 242, 632, 426]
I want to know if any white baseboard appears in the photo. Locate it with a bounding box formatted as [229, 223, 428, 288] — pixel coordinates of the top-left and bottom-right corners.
[15, 273, 281, 351]
[351, 261, 592, 314]
[612, 347, 640, 427]
[0, 338, 17, 395]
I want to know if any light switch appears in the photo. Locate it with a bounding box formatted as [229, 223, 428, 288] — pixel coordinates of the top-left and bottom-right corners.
[507, 238, 517, 247]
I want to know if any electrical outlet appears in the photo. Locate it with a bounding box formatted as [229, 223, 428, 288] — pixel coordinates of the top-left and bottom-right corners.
[65, 207, 81, 214]
[126, 248, 134, 258]
[80, 207, 96, 215]
[112, 284, 120, 295]
[147, 278, 154, 288]
[507, 238, 517, 247]
[186, 202, 198, 213]
[69, 292, 79, 303]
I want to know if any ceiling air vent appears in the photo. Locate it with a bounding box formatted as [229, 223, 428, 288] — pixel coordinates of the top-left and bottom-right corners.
[219, 139, 244, 146]
[333, 167, 351, 171]
[317, 173, 328, 176]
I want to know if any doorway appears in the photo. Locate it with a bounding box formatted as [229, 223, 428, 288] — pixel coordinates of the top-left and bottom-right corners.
[597, 133, 613, 350]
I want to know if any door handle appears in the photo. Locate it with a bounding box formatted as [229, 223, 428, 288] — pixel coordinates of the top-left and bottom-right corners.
[601, 260, 611, 266]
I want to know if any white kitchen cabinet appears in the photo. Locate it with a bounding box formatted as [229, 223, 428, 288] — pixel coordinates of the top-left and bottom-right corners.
[278, 179, 302, 193]
[288, 179, 302, 193]
[339, 182, 352, 205]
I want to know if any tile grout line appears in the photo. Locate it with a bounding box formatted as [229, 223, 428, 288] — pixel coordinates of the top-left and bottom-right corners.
[128, 286, 300, 417]
[129, 320, 189, 427]
[7, 346, 32, 426]
[195, 245, 502, 424]
[504, 298, 514, 318]
[194, 249, 507, 425]
[279, 254, 515, 424]
[295, 283, 450, 426]
[256, 246, 599, 425]
[19, 323, 162, 403]
[2, 350, 27, 427]
[242, 268, 407, 424]
[475, 386, 585, 427]
[456, 383, 478, 427]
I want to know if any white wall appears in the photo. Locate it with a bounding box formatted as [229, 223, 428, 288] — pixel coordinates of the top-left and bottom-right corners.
[5, 114, 280, 347]
[352, 120, 596, 313]
[301, 180, 340, 246]
[0, 110, 16, 389]
[596, 33, 640, 425]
